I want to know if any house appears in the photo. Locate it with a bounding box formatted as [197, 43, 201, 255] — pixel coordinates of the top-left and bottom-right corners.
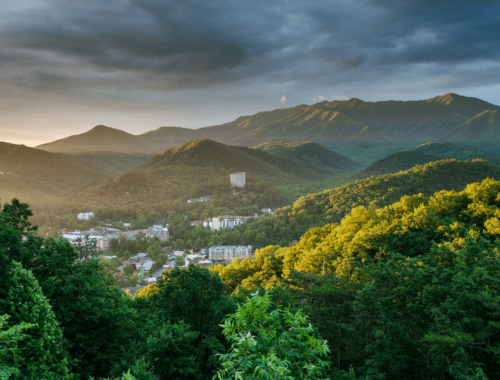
[209, 245, 252, 261]
[132, 260, 155, 272]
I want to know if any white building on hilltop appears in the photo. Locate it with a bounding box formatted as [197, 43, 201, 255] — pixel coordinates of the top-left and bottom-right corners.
[77, 212, 95, 221]
[209, 245, 252, 261]
[230, 172, 246, 188]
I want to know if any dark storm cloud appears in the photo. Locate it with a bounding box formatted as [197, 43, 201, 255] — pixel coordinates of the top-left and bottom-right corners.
[0, 0, 499, 105]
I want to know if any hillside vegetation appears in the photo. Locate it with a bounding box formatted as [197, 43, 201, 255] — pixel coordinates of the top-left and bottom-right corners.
[416, 141, 500, 165]
[227, 159, 500, 247]
[0, 142, 108, 209]
[357, 150, 444, 178]
[61, 151, 153, 175]
[253, 141, 360, 172]
[207, 178, 500, 378]
[63, 139, 354, 219]
[445, 109, 500, 149]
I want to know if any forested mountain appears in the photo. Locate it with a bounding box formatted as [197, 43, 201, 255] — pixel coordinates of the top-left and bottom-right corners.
[252, 141, 360, 172]
[444, 109, 500, 149]
[139, 126, 200, 151]
[357, 142, 500, 179]
[142, 139, 338, 179]
[63, 139, 354, 217]
[356, 150, 443, 178]
[202, 107, 386, 146]
[37, 125, 155, 154]
[61, 151, 153, 175]
[416, 142, 500, 165]
[36, 93, 500, 157]
[231, 159, 500, 247]
[0, 142, 108, 209]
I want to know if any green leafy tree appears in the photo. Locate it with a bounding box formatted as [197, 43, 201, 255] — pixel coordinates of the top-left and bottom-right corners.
[215, 291, 330, 380]
[152, 266, 236, 379]
[1, 198, 37, 235]
[0, 315, 34, 380]
[0, 262, 71, 380]
[74, 235, 97, 261]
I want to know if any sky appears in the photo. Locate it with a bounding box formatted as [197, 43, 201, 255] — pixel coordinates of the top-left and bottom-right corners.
[1, 0, 500, 146]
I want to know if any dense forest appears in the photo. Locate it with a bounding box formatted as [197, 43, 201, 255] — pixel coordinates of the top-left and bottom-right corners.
[3, 173, 500, 379]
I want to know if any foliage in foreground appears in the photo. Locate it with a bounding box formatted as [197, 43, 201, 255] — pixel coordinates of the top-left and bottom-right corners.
[0, 262, 71, 380]
[215, 291, 330, 380]
[211, 177, 500, 379]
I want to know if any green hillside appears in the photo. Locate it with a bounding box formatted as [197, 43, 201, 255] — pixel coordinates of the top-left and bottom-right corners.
[232, 159, 500, 247]
[357, 150, 444, 178]
[416, 142, 500, 165]
[252, 141, 360, 172]
[203, 92, 499, 146]
[316, 93, 500, 141]
[144, 139, 329, 180]
[62, 151, 154, 175]
[444, 110, 500, 149]
[140, 126, 199, 152]
[220, 108, 386, 146]
[0, 142, 108, 209]
[63, 139, 353, 217]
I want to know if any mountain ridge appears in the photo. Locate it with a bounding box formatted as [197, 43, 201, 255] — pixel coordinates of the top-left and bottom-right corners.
[36, 93, 500, 156]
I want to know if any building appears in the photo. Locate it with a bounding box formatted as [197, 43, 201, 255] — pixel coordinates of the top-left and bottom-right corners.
[132, 260, 155, 272]
[230, 172, 246, 188]
[260, 208, 275, 215]
[209, 245, 252, 261]
[187, 196, 212, 203]
[198, 259, 213, 267]
[146, 229, 169, 242]
[204, 215, 250, 231]
[62, 230, 116, 250]
[77, 212, 95, 221]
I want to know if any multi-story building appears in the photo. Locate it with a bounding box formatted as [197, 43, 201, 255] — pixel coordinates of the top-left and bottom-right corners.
[203, 215, 250, 231]
[209, 245, 252, 261]
[230, 172, 246, 188]
[145, 227, 169, 242]
[77, 212, 95, 220]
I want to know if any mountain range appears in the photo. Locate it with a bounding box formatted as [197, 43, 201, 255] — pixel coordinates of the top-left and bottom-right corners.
[36, 93, 500, 158]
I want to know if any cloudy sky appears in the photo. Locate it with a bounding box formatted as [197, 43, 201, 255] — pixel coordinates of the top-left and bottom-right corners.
[1, 0, 499, 146]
